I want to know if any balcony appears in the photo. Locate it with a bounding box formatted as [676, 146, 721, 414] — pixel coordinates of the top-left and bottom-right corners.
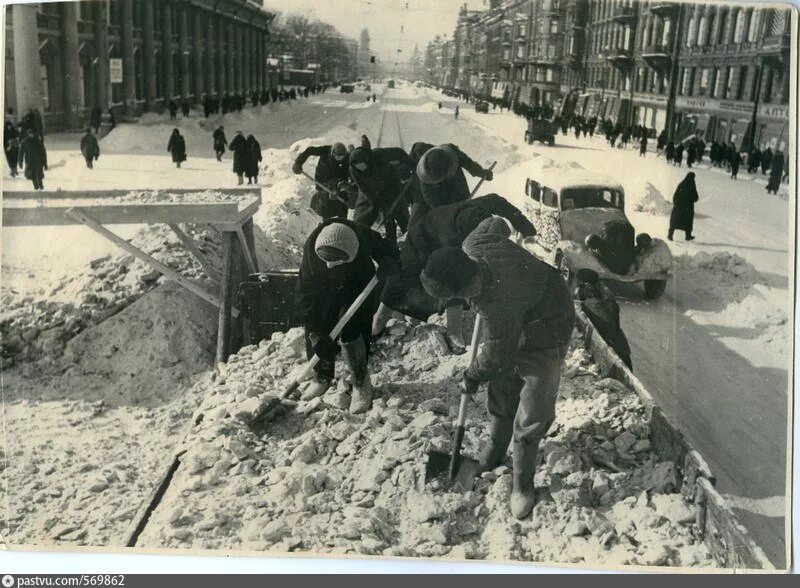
[608, 48, 633, 69]
[528, 55, 559, 66]
[759, 33, 791, 65]
[642, 44, 672, 69]
[650, 3, 679, 17]
[612, 8, 634, 25]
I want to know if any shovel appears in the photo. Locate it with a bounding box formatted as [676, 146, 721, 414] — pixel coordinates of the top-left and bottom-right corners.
[301, 170, 349, 204]
[251, 275, 379, 424]
[424, 313, 483, 491]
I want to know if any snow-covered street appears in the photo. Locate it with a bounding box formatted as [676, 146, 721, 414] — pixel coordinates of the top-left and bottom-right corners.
[1, 83, 790, 567]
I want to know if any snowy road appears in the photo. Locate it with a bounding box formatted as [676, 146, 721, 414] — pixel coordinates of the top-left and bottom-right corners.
[2, 84, 790, 565]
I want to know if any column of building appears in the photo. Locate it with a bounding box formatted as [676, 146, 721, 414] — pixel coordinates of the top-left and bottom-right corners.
[162, 2, 175, 101]
[59, 2, 82, 127]
[206, 14, 217, 97]
[121, 0, 136, 112]
[93, 1, 110, 109]
[142, 0, 157, 111]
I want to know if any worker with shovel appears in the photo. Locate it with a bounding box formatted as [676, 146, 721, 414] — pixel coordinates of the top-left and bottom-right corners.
[293, 142, 351, 219]
[420, 217, 574, 519]
[294, 219, 399, 414]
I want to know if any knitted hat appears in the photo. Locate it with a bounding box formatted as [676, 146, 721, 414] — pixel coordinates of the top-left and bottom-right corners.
[314, 223, 359, 262]
[349, 147, 372, 169]
[420, 247, 478, 299]
[331, 142, 348, 158]
[417, 146, 458, 185]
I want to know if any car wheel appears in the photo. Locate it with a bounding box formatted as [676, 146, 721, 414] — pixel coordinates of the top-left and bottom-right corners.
[557, 253, 576, 291]
[644, 279, 667, 300]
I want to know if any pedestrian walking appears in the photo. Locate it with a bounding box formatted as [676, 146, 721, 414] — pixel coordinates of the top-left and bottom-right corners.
[686, 142, 697, 168]
[80, 128, 100, 169]
[420, 217, 574, 519]
[167, 128, 187, 168]
[168, 100, 178, 119]
[4, 120, 20, 177]
[639, 134, 648, 157]
[213, 125, 227, 161]
[674, 143, 684, 167]
[244, 134, 262, 185]
[668, 172, 699, 241]
[761, 146, 773, 175]
[18, 128, 48, 190]
[295, 219, 399, 413]
[747, 147, 761, 174]
[229, 130, 247, 185]
[90, 106, 103, 135]
[730, 149, 742, 179]
[454, 105, 459, 120]
[766, 150, 785, 194]
[180, 101, 190, 118]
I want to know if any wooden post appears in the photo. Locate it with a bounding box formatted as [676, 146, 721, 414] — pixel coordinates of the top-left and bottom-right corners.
[216, 231, 235, 365]
[168, 223, 220, 283]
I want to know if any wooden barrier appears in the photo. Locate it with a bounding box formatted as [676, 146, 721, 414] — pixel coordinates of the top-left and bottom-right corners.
[573, 308, 775, 570]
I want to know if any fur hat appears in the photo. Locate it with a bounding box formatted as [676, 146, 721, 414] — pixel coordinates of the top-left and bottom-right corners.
[417, 145, 458, 185]
[331, 142, 348, 158]
[420, 247, 478, 299]
[314, 223, 359, 262]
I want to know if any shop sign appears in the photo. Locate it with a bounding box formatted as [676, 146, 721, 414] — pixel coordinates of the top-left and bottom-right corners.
[760, 104, 790, 119]
[676, 96, 756, 116]
[634, 93, 667, 106]
[109, 58, 123, 84]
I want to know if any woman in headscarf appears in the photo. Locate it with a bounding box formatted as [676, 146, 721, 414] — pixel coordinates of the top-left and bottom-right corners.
[668, 172, 699, 241]
[244, 134, 262, 185]
[228, 131, 247, 185]
[167, 128, 186, 168]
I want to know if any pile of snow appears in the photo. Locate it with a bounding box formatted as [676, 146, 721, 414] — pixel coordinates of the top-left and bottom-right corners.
[632, 182, 673, 216]
[133, 325, 712, 567]
[673, 252, 761, 306]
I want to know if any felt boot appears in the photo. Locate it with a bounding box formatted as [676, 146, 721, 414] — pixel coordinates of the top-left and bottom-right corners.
[477, 417, 513, 472]
[511, 441, 538, 520]
[343, 338, 372, 414]
[371, 302, 394, 337]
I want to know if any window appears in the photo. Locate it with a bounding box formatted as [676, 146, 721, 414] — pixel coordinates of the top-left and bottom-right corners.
[547, 43, 556, 57]
[748, 10, 761, 42]
[733, 10, 746, 43]
[713, 68, 724, 98]
[736, 66, 747, 100]
[516, 44, 525, 59]
[686, 16, 696, 46]
[550, 20, 558, 34]
[541, 187, 558, 208]
[561, 188, 623, 210]
[717, 11, 728, 45]
[80, 3, 93, 21]
[698, 16, 708, 46]
[503, 48, 511, 60]
[661, 18, 672, 48]
[698, 68, 709, 96]
[762, 68, 774, 103]
[708, 68, 718, 97]
[527, 179, 541, 202]
[40, 64, 50, 111]
[680, 67, 692, 95]
[724, 66, 734, 98]
[546, 68, 554, 82]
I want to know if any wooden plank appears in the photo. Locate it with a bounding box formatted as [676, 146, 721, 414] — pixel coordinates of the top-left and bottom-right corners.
[66, 208, 238, 318]
[168, 223, 221, 283]
[697, 478, 775, 569]
[4, 202, 240, 227]
[241, 218, 259, 273]
[3, 189, 254, 201]
[235, 225, 258, 274]
[216, 232, 235, 365]
[235, 195, 262, 223]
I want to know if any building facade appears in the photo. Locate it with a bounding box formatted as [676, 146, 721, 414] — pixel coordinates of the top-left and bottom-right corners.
[430, 0, 792, 150]
[4, 0, 276, 130]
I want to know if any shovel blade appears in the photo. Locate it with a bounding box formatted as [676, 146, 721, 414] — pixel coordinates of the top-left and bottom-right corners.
[424, 451, 481, 492]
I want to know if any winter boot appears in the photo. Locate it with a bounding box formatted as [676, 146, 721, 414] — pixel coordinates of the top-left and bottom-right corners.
[237, 174, 243, 185]
[477, 417, 513, 472]
[301, 374, 331, 401]
[371, 302, 394, 337]
[343, 338, 372, 414]
[510, 440, 538, 520]
[685, 233, 695, 241]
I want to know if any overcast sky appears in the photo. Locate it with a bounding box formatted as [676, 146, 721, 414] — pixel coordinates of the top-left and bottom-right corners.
[263, 0, 488, 62]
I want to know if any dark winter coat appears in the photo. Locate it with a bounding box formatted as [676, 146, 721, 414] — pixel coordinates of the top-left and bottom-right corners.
[4, 122, 19, 167]
[463, 218, 575, 382]
[80, 133, 100, 160]
[229, 133, 248, 174]
[674, 145, 684, 164]
[294, 145, 350, 185]
[167, 132, 187, 162]
[767, 152, 785, 191]
[686, 144, 697, 166]
[761, 148, 773, 174]
[579, 283, 632, 369]
[295, 218, 398, 336]
[669, 174, 699, 232]
[244, 136, 262, 178]
[349, 148, 403, 217]
[90, 107, 102, 131]
[213, 128, 227, 153]
[381, 195, 537, 320]
[419, 144, 484, 209]
[730, 151, 742, 175]
[18, 134, 48, 180]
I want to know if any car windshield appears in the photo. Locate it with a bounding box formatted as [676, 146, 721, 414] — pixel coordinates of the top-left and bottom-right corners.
[561, 188, 623, 210]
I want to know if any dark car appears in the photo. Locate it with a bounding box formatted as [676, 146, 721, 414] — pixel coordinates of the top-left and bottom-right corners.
[475, 101, 489, 113]
[340, 83, 355, 93]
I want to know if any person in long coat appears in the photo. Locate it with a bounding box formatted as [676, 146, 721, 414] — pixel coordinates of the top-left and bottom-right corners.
[730, 149, 742, 179]
[18, 128, 48, 190]
[669, 172, 699, 241]
[665, 141, 675, 163]
[212, 125, 227, 161]
[90, 106, 103, 135]
[766, 150, 785, 194]
[228, 131, 248, 185]
[244, 134, 262, 185]
[686, 142, 697, 168]
[167, 128, 187, 168]
[639, 134, 648, 157]
[673, 143, 684, 166]
[4, 120, 20, 177]
[80, 128, 100, 169]
[761, 147, 773, 175]
[747, 147, 761, 174]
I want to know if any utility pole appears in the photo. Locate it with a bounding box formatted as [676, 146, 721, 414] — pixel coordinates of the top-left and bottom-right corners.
[627, 2, 639, 128]
[664, 3, 685, 141]
[746, 62, 764, 152]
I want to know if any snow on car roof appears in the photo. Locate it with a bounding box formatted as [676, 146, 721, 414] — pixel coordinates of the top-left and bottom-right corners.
[529, 168, 624, 193]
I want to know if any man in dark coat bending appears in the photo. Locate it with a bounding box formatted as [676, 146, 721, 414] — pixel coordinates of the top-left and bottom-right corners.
[293, 142, 351, 219]
[420, 217, 574, 520]
[574, 269, 632, 370]
[373, 194, 536, 354]
[294, 220, 399, 414]
[349, 147, 407, 248]
[416, 144, 493, 217]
